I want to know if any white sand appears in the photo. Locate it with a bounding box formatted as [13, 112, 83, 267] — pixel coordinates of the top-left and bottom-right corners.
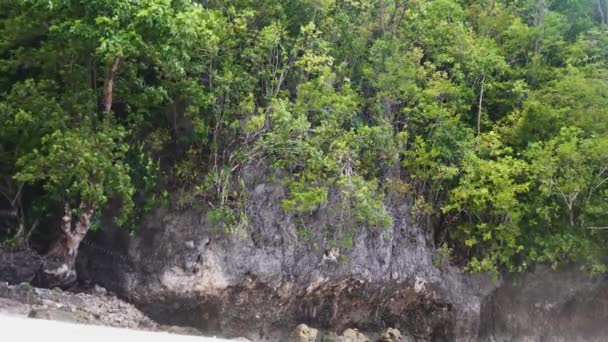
[0, 314, 235, 341]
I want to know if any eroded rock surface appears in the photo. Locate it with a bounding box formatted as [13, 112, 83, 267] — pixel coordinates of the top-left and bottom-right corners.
[77, 178, 491, 341]
[74, 174, 608, 341]
[479, 267, 608, 342]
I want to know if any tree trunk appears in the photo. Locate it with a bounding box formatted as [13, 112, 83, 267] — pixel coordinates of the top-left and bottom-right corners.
[533, 0, 546, 55]
[102, 57, 121, 114]
[477, 74, 485, 136]
[33, 202, 94, 289]
[569, 207, 575, 227]
[598, 0, 606, 25]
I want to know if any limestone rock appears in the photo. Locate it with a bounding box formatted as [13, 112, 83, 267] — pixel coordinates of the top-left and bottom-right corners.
[77, 173, 608, 341]
[77, 178, 466, 341]
[342, 328, 370, 342]
[378, 328, 401, 342]
[289, 324, 319, 342]
[92, 284, 107, 295]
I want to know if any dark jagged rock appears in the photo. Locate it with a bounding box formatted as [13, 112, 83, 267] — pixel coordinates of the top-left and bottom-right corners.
[0, 245, 77, 290]
[32, 255, 77, 290]
[479, 266, 608, 342]
[0, 246, 41, 284]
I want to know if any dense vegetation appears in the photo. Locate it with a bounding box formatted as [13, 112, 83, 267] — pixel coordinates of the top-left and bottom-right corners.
[0, 0, 607, 276]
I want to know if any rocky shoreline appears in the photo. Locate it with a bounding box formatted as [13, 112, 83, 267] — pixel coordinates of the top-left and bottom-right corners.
[0, 281, 177, 333]
[0, 280, 404, 342]
[0, 245, 404, 341]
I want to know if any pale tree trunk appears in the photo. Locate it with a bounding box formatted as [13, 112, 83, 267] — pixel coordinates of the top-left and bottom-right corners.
[34, 202, 94, 289]
[103, 57, 121, 113]
[477, 74, 485, 136]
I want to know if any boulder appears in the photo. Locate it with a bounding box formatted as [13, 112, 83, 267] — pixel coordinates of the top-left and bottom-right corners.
[342, 328, 370, 342]
[289, 324, 319, 342]
[378, 328, 401, 342]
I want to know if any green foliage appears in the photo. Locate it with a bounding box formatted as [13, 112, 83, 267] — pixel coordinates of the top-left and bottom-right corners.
[282, 180, 328, 213]
[207, 206, 249, 237]
[336, 175, 393, 228]
[207, 206, 237, 226]
[123, 144, 166, 231]
[522, 128, 608, 267]
[0, 0, 222, 238]
[443, 132, 529, 273]
[15, 118, 134, 225]
[433, 243, 453, 269]
[1, 0, 607, 274]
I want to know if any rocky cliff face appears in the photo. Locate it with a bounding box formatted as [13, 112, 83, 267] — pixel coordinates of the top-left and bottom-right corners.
[479, 267, 608, 342]
[74, 175, 608, 341]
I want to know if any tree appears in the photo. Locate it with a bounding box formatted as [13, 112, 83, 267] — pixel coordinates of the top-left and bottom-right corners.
[16, 121, 133, 288]
[522, 128, 608, 269]
[0, 80, 67, 244]
[443, 132, 529, 274]
[1, 0, 608, 281]
[0, 0, 222, 288]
